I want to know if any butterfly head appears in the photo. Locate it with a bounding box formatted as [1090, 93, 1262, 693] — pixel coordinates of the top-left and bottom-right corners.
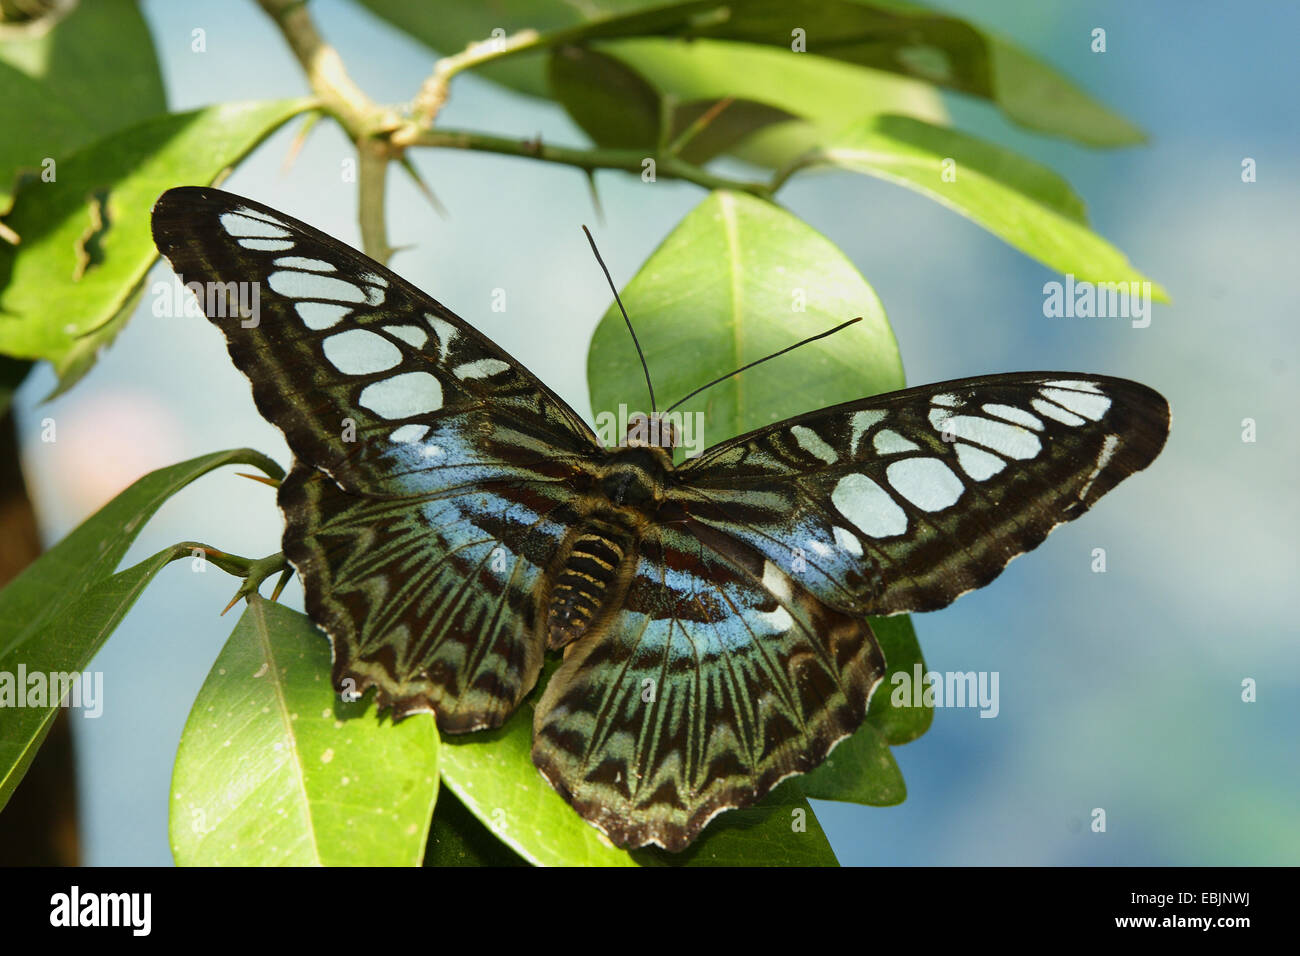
[623, 412, 680, 451]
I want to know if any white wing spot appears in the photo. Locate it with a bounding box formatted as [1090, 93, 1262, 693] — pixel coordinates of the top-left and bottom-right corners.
[761, 560, 793, 602]
[931, 393, 961, 408]
[1032, 397, 1086, 427]
[359, 371, 443, 418]
[220, 211, 290, 239]
[849, 410, 887, 455]
[805, 539, 833, 558]
[389, 424, 430, 444]
[1040, 387, 1112, 422]
[273, 256, 334, 272]
[791, 425, 838, 464]
[1078, 434, 1121, 499]
[268, 271, 367, 303]
[361, 271, 389, 289]
[832, 526, 863, 556]
[453, 358, 511, 380]
[832, 472, 908, 538]
[295, 302, 351, 331]
[384, 325, 428, 348]
[322, 329, 402, 375]
[954, 442, 1006, 481]
[237, 238, 293, 252]
[755, 605, 794, 634]
[928, 409, 1041, 460]
[886, 457, 965, 511]
[873, 428, 920, 455]
[1045, 379, 1103, 393]
[426, 313, 459, 362]
[982, 403, 1043, 431]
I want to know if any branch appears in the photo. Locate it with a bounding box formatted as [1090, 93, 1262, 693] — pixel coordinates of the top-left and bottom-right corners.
[257, 0, 401, 259]
[402, 127, 774, 198]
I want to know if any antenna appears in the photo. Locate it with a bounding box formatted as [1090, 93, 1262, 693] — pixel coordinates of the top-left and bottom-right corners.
[583, 225, 656, 413]
[664, 317, 863, 413]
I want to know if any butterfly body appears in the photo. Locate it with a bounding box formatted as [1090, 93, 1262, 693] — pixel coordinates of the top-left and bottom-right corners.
[152, 187, 1170, 851]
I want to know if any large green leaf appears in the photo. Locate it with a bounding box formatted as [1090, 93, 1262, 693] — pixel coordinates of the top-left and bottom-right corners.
[549, 45, 796, 164]
[588, 189, 903, 445]
[361, 0, 1142, 145]
[0, 99, 309, 391]
[169, 598, 440, 866]
[600, 37, 947, 169]
[0, 448, 284, 811]
[782, 114, 1168, 300]
[0, 0, 165, 212]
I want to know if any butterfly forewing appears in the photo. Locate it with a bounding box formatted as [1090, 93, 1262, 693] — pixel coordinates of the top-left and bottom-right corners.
[675, 373, 1170, 616]
[151, 187, 601, 497]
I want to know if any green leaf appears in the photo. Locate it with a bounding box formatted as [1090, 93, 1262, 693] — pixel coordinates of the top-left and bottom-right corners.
[867, 614, 932, 745]
[170, 598, 440, 866]
[588, 189, 903, 446]
[636, 781, 839, 865]
[357, 0, 586, 96]
[424, 787, 527, 866]
[604, 37, 947, 169]
[0, 448, 285, 811]
[784, 115, 1167, 300]
[0, 0, 166, 212]
[361, 0, 1143, 146]
[800, 723, 905, 806]
[0, 99, 309, 391]
[548, 45, 795, 164]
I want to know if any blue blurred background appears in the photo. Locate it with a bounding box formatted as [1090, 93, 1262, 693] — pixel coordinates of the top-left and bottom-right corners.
[12, 0, 1298, 865]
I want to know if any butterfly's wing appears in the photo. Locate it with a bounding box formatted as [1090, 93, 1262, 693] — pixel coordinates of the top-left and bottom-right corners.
[534, 373, 1168, 848]
[675, 373, 1170, 616]
[152, 187, 605, 729]
[533, 519, 885, 852]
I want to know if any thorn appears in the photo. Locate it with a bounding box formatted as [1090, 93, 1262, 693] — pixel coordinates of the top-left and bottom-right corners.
[398, 156, 448, 219]
[270, 567, 294, 602]
[584, 169, 605, 227]
[282, 111, 323, 173]
[220, 591, 242, 616]
[236, 472, 281, 488]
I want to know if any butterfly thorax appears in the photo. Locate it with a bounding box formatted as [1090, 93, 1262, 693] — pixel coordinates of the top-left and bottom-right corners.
[544, 445, 675, 650]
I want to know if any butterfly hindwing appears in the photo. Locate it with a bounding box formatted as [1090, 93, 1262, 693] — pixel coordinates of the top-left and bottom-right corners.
[675, 373, 1170, 616]
[533, 518, 885, 852]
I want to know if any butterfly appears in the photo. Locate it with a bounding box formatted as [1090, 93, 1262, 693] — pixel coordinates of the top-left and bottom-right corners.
[151, 186, 1170, 852]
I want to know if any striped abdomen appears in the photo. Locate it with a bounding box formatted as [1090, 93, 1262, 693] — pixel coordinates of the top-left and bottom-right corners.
[547, 527, 630, 648]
